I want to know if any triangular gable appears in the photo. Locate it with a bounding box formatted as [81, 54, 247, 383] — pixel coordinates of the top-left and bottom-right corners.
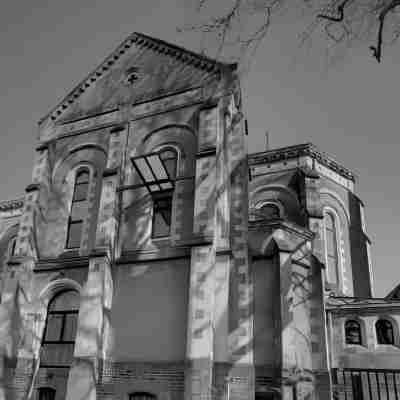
[41, 32, 233, 125]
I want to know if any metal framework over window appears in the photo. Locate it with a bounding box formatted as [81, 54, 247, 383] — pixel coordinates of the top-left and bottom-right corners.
[130, 148, 178, 238]
[130, 150, 176, 195]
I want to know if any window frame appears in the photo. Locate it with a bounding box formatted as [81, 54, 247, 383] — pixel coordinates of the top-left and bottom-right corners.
[150, 146, 178, 240]
[66, 167, 91, 249]
[375, 318, 396, 346]
[42, 290, 79, 345]
[345, 319, 363, 346]
[323, 208, 341, 287]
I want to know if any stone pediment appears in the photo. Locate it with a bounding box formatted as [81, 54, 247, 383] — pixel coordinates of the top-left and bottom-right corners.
[40, 32, 230, 127]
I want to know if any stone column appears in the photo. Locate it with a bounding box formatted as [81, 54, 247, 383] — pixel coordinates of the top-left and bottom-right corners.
[185, 246, 216, 400]
[303, 168, 332, 400]
[274, 227, 316, 400]
[3, 144, 51, 400]
[65, 125, 125, 400]
[0, 273, 19, 400]
[225, 92, 254, 400]
[185, 104, 219, 400]
[65, 256, 113, 400]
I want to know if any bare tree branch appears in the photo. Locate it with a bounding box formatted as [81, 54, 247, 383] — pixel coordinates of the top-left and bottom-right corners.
[183, 0, 400, 64]
[369, 0, 400, 62]
[317, 0, 353, 22]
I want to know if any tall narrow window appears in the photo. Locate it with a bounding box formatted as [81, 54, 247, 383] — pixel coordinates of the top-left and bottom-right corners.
[324, 211, 339, 284]
[7, 236, 17, 258]
[151, 148, 177, 238]
[37, 387, 56, 400]
[66, 168, 90, 249]
[345, 320, 362, 345]
[376, 319, 394, 345]
[41, 290, 79, 367]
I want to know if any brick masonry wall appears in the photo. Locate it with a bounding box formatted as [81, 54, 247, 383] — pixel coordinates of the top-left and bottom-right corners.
[98, 361, 185, 400]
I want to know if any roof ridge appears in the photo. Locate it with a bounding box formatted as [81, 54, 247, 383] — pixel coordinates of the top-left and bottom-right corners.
[40, 31, 234, 125]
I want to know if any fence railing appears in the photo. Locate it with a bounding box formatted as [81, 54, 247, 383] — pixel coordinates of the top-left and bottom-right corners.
[332, 368, 400, 400]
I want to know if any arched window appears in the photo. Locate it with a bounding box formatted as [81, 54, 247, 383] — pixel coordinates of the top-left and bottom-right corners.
[129, 392, 156, 400]
[42, 290, 79, 367]
[66, 168, 91, 249]
[376, 319, 395, 345]
[345, 320, 362, 345]
[324, 211, 339, 284]
[152, 148, 178, 238]
[259, 203, 281, 220]
[37, 387, 56, 400]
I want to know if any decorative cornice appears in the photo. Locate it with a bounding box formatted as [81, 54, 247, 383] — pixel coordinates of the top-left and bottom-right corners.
[0, 197, 24, 212]
[41, 32, 235, 124]
[325, 295, 400, 312]
[249, 143, 356, 182]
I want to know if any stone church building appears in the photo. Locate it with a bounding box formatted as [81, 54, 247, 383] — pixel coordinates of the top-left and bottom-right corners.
[0, 32, 399, 400]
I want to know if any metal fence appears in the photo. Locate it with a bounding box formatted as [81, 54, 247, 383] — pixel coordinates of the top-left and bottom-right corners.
[332, 368, 400, 400]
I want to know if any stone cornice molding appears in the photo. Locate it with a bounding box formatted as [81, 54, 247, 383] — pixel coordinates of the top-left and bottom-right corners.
[326, 296, 400, 313]
[249, 143, 356, 182]
[41, 32, 236, 125]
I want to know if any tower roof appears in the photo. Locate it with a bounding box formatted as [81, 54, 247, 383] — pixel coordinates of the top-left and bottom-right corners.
[249, 143, 356, 182]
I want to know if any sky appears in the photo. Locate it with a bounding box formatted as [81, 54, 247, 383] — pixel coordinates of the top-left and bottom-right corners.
[0, 0, 399, 297]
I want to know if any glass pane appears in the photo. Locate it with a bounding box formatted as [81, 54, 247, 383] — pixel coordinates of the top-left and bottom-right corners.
[376, 320, 394, 344]
[135, 158, 155, 182]
[152, 195, 172, 238]
[63, 313, 78, 341]
[325, 213, 335, 230]
[49, 290, 79, 311]
[326, 231, 336, 256]
[163, 158, 177, 179]
[345, 321, 361, 345]
[260, 204, 280, 219]
[40, 343, 74, 367]
[160, 182, 173, 190]
[152, 212, 171, 237]
[327, 257, 338, 283]
[44, 314, 63, 341]
[71, 201, 88, 220]
[8, 237, 17, 257]
[76, 170, 90, 184]
[73, 182, 89, 201]
[147, 155, 168, 180]
[160, 149, 177, 179]
[66, 221, 83, 249]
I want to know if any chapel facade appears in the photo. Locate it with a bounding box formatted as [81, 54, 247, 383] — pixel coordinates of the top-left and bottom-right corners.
[0, 32, 399, 400]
